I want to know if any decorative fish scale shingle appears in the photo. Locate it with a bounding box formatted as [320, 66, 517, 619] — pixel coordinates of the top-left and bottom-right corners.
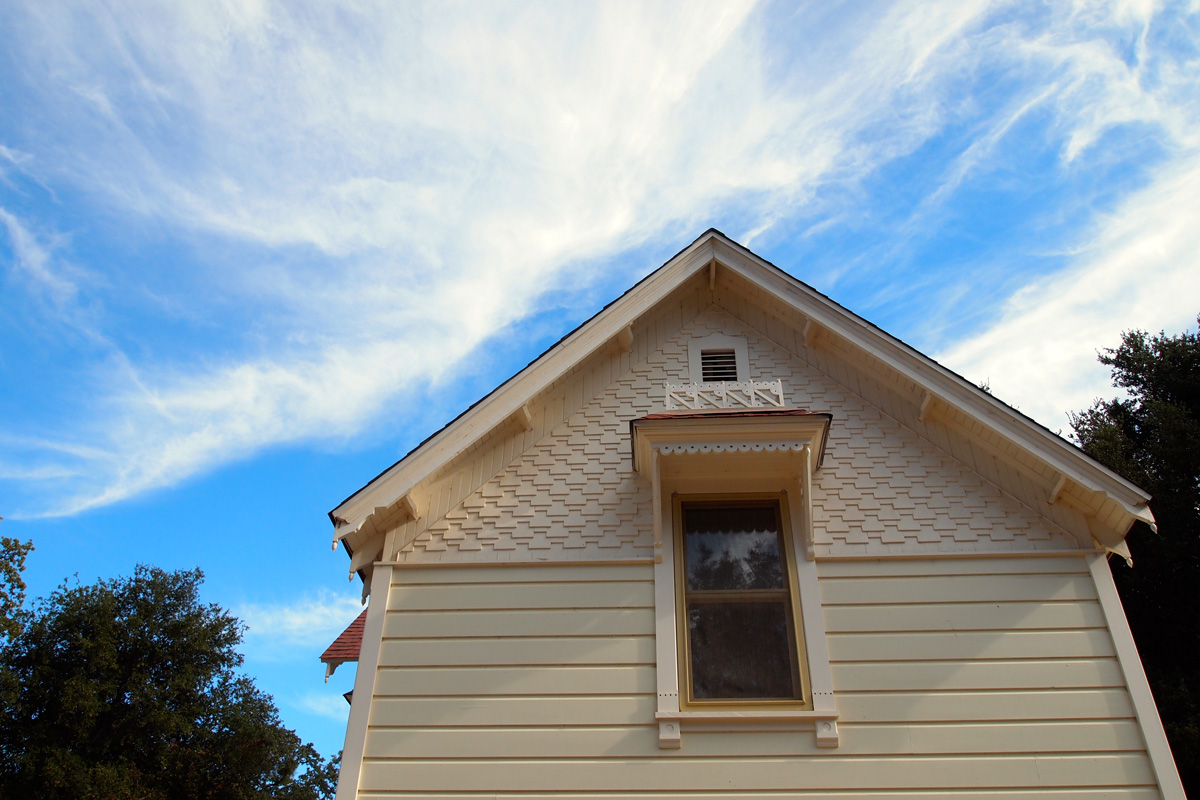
[396, 307, 1081, 562]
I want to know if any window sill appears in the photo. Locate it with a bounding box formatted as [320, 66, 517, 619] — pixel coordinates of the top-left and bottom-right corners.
[655, 709, 839, 749]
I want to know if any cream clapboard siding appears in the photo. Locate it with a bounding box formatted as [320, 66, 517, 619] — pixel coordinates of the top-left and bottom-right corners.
[356, 557, 1158, 799]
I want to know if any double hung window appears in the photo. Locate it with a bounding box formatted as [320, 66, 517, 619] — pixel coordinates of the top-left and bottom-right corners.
[676, 497, 806, 706]
[629, 407, 838, 748]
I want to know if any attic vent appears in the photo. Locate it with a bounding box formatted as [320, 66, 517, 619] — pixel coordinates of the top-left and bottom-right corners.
[701, 349, 738, 382]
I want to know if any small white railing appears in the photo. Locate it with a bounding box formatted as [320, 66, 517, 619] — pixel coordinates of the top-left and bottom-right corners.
[664, 379, 786, 410]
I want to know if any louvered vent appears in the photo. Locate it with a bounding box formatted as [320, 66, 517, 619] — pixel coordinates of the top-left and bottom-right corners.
[700, 349, 738, 382]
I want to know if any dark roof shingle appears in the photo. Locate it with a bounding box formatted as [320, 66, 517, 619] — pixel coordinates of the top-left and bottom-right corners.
[320, 609, 367, 663]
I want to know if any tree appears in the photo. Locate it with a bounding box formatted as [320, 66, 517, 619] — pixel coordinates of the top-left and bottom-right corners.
[1070, 317, 1200, 793]
[0, 525, 33, 639]
[0, 565, 339, 800]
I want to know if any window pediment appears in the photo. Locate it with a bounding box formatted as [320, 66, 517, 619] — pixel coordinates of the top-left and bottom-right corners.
[630, 409, 832, 480]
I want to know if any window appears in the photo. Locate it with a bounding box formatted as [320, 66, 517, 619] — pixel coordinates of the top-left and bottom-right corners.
[629, 409, 839, 749]
[675, 496, 808, 708]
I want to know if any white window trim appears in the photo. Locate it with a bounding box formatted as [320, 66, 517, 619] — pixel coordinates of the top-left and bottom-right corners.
[688, 333, 750, 384]
[631, 414, 838, 750]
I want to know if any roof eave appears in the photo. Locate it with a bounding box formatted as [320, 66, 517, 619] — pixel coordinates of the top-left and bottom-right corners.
[328, 230, 722, 539]
[327, 229, 1152, 559]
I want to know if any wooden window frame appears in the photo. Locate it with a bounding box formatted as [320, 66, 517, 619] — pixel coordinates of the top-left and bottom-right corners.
[673, 493, 811, 711]
[630, 411, 839, 750]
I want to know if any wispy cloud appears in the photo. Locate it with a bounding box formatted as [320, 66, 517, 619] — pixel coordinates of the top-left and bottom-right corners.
[1, 0, 1197, 514]
[237, 589, 363, 652]
[930, 1, 1200, 429]
[295, 692, 351, 723]
[936, 151, 1200, 429]
[0, 208, 78, 307]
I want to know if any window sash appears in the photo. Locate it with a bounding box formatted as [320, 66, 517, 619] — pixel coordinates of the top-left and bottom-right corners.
[674, 494, 810, 709]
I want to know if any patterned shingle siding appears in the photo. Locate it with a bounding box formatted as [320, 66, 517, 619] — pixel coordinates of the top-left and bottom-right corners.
[376, 278, 712, 558]
[395, 305, 1082, 562]
[713, 280, 1095, 543]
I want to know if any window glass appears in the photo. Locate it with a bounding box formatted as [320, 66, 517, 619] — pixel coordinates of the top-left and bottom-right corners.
[688, 601, 795, 698]
[682, 504, 783, 590]
[679, 499, 801, 703]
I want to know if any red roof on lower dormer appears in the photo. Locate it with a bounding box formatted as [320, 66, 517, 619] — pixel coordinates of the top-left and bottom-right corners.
[320, 609, 367, 663]
[635, 408, 824, 421]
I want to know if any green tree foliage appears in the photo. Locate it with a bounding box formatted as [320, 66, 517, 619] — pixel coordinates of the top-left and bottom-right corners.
[0, 565, 339, 800]
[1070, 317, 1200, 793]
[0, 528, 33, 639]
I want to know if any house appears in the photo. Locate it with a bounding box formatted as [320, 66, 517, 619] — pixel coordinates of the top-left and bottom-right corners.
[323, 230, 1184, 799]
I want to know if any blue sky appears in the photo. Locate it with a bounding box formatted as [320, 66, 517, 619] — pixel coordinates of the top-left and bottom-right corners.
[2, 0, 1198, 761]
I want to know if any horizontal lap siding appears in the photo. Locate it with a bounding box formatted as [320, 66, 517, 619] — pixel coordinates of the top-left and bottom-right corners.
[820, 556, 1155, 797]
[358, 559, 1157, 798]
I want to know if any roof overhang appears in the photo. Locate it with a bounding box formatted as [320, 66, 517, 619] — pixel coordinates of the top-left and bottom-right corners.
[630, 409, 832, 479]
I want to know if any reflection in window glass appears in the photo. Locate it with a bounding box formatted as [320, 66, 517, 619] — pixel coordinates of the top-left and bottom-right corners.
[683, 504, 783, 590]
[679, 499, 802, 704]
[688, 601, 795, 698]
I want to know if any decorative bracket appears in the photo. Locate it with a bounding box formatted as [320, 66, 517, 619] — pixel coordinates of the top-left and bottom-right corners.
[1049, 474, 1068, 505]
[816, 718, 840, 747]
[396, 490, 423, 522]
[498, 404, 534, 435]
[348, 537, 382, 580]
[658, 719, 682, 749]
[796, 444, 815, 561]
[919, 390, 942, 422]
[614, 325, 634, 354]
[802, 318, 823, 349]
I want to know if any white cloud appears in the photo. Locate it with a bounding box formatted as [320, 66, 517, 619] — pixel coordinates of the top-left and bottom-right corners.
[296, 691, 352, 722]
[237, 589, 363, 650]
[936, 152, 1200, 430]
[0, 208, 78, 307]
[0, 462, 81, 481]
[2, 0, 1197, 514]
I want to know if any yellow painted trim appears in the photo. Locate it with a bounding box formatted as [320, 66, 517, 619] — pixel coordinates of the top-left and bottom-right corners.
[334, 564, 391, 800]
[380, 558, 655, 569]
[815, 549, 1093, 562]
[671, 493, 813, 713]
[1087, 553, 1186, 798]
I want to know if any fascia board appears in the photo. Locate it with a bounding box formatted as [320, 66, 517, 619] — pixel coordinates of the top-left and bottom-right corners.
[707, 237, 1151, 511]
[331, 235, 719, 531]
